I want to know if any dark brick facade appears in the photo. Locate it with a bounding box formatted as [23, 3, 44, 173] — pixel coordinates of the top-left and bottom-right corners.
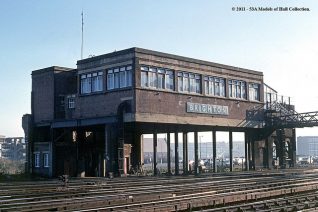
[28, 47, 294, 177]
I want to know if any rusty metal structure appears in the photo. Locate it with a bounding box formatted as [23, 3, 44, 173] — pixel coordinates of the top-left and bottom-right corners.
[21, 47, 317, 178]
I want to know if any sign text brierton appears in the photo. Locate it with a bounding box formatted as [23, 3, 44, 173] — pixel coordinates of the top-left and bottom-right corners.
[186, 102, 229, 115]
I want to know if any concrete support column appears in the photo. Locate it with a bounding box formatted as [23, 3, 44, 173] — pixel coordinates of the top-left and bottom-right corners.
[77, 129, 86, 177]
[174, 132, 179, 175]
[194, 131, 199, 175]
[50, 127, 54, 177]
[229, 130, 233, 172]
[245, 132, 249, 171]
[183, 132, 188, 174]
[251, 138, 255, 170]
[153, 132, 158, 175]
[167, 133, 171, 175]
[213, 131, 217, 172]
[264, 138, 269, 169]
[140, 135, 144, 165]
[104, 125, 110, 177]
[291, 129, 296, 167]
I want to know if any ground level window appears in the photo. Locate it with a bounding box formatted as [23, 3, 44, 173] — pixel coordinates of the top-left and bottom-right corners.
[34, 153, 40, 168]
[67, 95, 75, 109]
[43, 153, 49, 168]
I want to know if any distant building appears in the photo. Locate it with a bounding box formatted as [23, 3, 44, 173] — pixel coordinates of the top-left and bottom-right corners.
[0, 135, 5, 158]
[297, 136, 318, 156]
[0, 137, 26, 161]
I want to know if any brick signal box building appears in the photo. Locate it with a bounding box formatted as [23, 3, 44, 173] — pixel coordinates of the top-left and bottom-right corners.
[23, 48, 296, 177]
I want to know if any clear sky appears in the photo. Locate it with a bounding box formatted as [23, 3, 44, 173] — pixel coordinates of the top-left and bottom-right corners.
[0, 0, 317, 138]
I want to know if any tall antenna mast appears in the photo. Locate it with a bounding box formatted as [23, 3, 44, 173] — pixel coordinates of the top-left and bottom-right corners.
[81, 10, 84, 59]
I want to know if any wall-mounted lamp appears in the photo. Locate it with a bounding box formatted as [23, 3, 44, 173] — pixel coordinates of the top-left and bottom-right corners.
[236, 101, 240, 108]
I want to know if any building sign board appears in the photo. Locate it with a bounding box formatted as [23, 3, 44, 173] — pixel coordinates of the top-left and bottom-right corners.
[186, 102, 229, 115]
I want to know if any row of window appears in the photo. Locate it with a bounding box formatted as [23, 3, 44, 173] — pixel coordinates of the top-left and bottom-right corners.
[178, 72, 201, 94]
[79, 65, 260, 101]
[141, 66, 174, 90]
[34, 152, 49, 168]
[107, 65, 132, 90]
[80, 65, 133, 94]
[204, 76, 225, 97]
[141, 66, 260, 101]
[81, 72, 103, 94]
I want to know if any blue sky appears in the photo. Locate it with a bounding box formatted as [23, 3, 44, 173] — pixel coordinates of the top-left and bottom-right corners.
[0, 0, 317, 137]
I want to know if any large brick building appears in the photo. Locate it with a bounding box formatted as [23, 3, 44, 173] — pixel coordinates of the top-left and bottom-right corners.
[23, 48, 296, 177]
[0, 136, 26, 161]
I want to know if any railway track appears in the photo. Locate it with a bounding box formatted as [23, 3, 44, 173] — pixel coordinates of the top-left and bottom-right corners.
[0, 169, 318, 211]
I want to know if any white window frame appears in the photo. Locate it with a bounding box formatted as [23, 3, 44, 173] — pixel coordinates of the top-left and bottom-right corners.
[107, 66, 132, 90]
[34, 152, 40, 168]
[114, 68, 120, 89]
[107, 69, 114, 90]
[229, 79, 247, 99]
[249, 83, 260, 101]
[178, 72, 201, 94]
[67, 95, 75, 109]
[43, 152, 49, 168]
[141, 66, 174, 91]
[81, 72, 103, 94]
[119, 67, 126, 88]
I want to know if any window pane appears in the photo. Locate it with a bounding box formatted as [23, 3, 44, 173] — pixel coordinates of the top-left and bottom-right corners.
[183, 76, 189, 92]
[114, 72, 120, 88]
[190, 77, 195, 93]
[165, 72, 174, 90]
[107, 73, 114, 90]
[97, 75, 103, 91]
[141, 71, 148, 87]
[195, 78, 201, 93]
[158, 73, 164, 89]
[209, 80, 214, 95]
[220, 80, 225, 97]
[120, 70, 126, 88]
[178, 76, 183, 91]
[205, 80, 209, 94]
[149, 71, 157, 88]
[126, 69, 132, 86]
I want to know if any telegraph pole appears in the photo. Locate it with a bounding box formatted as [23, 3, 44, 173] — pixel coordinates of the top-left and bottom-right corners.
[81, 10, 84, 59]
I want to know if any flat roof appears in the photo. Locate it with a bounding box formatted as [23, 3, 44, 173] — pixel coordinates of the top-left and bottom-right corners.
[77, 47, 263, 76]
[32, 66, 75, 76]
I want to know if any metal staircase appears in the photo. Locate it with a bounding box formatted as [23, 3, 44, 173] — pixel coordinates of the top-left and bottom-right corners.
[265, 101, 318, 129]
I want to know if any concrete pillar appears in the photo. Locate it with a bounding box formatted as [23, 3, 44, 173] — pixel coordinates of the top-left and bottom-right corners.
[251, 139, 255, 170]
[175, 132, 179, 175]
[153, 132, 158, 175]
[245, 132, 249, 171]
[264, 138, 269, 169]
[140, 135, 144, 165]
[229, 131, 233, 172]
[103, 125, 108, 177]
[50, 127, 54, 177]
[167, 133, 171, 175]
[77, 129, 86, 177]
[194, 131, 199, 175]
[183, 132, 188, 174]
[213, 131, 216, 172]
[291, 129, 296, 167]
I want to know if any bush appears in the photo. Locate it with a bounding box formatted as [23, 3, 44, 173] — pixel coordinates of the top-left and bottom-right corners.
[0, 159, 25, 175]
